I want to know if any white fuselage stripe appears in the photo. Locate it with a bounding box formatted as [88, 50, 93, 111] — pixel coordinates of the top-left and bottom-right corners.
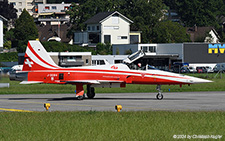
[27, 47, 57, 69]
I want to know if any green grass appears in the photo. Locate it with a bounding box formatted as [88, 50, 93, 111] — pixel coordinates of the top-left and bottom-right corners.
[1, 73, 225, 94]
[1, 75, 224, 140]
[0, 111, 224, 140]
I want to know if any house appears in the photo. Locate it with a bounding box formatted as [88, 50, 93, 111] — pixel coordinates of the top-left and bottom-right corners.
[18, 52, 92, 67]
[35, 2, 71, 25]
[0, 15, 7, 51]
[37, 24, 72, 43]
[74, 11, 141, 46]
[186, 25, 220, 43]
[8, 0, 44, 17]
[35, 2, 72, 43]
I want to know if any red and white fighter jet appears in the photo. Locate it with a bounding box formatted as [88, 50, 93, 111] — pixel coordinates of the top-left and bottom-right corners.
[11, 41, 212, 100]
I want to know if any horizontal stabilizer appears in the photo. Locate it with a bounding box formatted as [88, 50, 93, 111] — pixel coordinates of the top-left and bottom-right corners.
[63, 80, 125, 84]
[63, 80, 101, 84]
[98, 80, 125, 83]
[20, 81, 43, 84]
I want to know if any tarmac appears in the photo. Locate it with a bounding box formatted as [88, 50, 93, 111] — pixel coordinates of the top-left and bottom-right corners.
[0, 91, 224, 112]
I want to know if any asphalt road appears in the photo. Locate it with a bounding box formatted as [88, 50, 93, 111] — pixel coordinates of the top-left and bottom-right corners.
[0, 91, 224, 112]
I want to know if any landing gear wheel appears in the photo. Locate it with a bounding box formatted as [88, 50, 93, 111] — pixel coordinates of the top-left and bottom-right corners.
[77, 95, 84, 100]
[156, 85, 163, 100]
[87, 85, 95, 99]
[156, 93, 163, 100]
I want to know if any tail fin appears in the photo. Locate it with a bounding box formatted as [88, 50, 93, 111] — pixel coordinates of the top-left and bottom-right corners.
[22, 40, 60, 71]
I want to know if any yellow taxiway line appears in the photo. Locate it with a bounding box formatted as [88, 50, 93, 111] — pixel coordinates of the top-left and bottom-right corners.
[0, 108, 33, 112]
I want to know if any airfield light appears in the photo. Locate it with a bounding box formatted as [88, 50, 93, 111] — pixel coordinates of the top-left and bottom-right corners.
[115, 105, 122, 112]
[44, 103, 51, 111]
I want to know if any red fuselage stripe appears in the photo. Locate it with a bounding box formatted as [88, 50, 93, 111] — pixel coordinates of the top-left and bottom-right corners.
[28, 42, 59, 69]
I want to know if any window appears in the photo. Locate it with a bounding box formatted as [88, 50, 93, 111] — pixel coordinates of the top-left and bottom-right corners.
[141, 46, 148, 52]
[18, 2, 22, 6]
[52, 6, 57, 10]
[112, 17, 119, 24]
[97, 26, 99, 30]
[117, 36, 127, 40]
[115, 60, 122, 64]
[92, 60, 105, 65]
[99, 60, 105, 65]
[92, 26, 95, 31]
[103, 26, 119, 30]
[86, 59, 89, 64]
[92, 60, 96, 66]
[67, 56, 76, 62]
[141, 46, 156, 53]
[130, 35, 139, 44]
[104, 35, 111, 44]
[87, 26, 90, 31]
[27, 2, 32, 6]
[45, 6, 49, 10]
[112, 13, 119, 24]
[149, 46, 156, 52]
[19, 8, 22, 12]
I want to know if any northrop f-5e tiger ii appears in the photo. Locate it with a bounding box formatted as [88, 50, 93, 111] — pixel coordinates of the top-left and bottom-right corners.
[10, 41, 212, 100]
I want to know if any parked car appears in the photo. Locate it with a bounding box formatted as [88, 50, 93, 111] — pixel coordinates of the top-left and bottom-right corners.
[196, 67, 207, 73]
[180, 67, 190, 73]
[188, 66, 196, 73]
[205, 66, 214, 73]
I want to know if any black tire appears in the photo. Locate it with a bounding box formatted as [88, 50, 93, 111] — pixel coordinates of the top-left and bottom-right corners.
[77, 95, 84, 100]
[87, 86, 95, 99]
[156, 93, 163, 100]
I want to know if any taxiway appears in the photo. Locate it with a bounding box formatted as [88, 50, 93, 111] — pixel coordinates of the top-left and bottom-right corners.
[0, 91, 224, 112]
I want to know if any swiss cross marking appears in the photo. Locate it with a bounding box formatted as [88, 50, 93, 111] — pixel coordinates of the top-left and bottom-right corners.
[141, 73, 145, 78]
[25, 58, 34, 67]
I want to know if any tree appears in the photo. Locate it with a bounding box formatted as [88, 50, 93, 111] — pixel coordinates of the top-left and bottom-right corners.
[0, 0, 17, 20]
[163, 0, 225, 42]
[47, 0, 77, 3]
[67, 0, 115, 32]
[41, 41, 96, 54]
[96, 43, 112, 55]
[152, 21, 190, 43]
[119, 0, 164, 43]
[13, 9, 38, 52]
[67, 0, 165, 43]
[165, 0, 224, 27]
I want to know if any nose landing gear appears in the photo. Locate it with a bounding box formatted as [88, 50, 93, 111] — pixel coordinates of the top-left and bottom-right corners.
[156, 85, 163, 100]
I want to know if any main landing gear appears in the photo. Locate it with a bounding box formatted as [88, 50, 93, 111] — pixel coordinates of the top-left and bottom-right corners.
[156, 85, 163, 100]
[75, 84, 96, 100]
[87, 85, 95, 99]
[76, 83, 84, 100]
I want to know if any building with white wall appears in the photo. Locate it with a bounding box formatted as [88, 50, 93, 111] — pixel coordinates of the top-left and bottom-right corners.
[74, 11, 141, 46]
[36, 3, 71, 25]
[113, 43, 225, 70]
[18, 52, 92, 67]
[8, 0, 34, 17]
[8, 0, 47, 17]
[187, 26, 220, 43]
[0, 15, 7, 51]
[92, 55, 128, 65]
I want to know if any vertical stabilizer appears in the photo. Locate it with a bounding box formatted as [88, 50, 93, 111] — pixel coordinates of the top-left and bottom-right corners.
[22, 40, 60, 71]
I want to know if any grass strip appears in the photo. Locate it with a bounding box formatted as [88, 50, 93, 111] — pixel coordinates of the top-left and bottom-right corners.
[0, 73, 225, 94]
[0, 111, 224, 140]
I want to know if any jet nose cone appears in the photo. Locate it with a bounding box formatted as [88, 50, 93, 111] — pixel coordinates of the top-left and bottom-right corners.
[190, 77, 213, 84]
